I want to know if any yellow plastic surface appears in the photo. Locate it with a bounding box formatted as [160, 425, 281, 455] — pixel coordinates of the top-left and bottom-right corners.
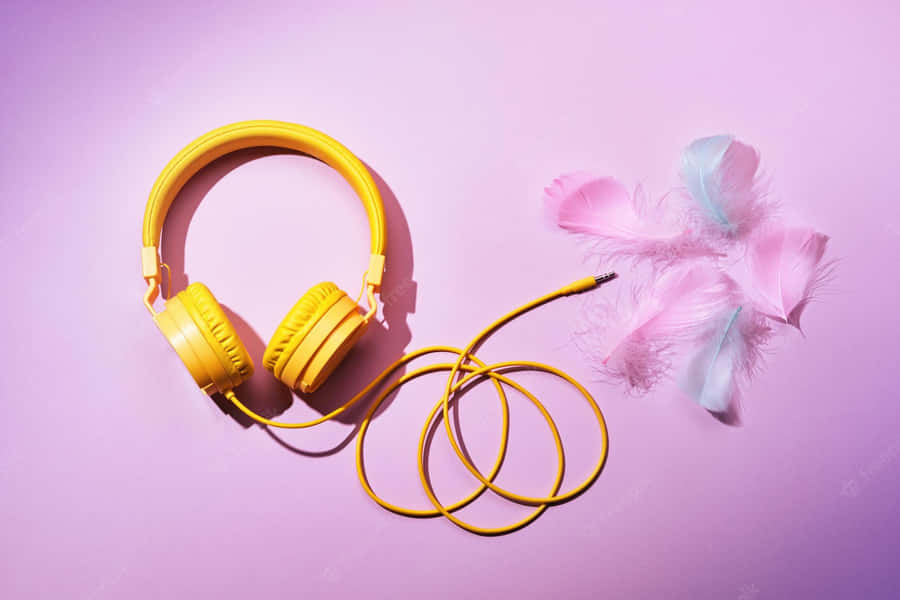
[143, 121, 384, 396]
[263, 282, 343, 375]
[142, 120, 386, 254]
[155, 283, 254, 395]
[269, 288, 368, 393]
[140, 121, 388, 309]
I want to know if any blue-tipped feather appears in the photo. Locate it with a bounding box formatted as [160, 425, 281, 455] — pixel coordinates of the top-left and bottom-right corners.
[680, 135, 769, 240]
[681, 306, 771, 413]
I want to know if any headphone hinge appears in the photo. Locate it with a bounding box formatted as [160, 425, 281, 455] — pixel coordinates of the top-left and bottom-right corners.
[142, 246, 162, 315]
[366, 253, 385, 291]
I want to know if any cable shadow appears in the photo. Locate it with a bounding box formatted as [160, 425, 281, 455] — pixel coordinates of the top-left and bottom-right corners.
[160, 147, 416, 452]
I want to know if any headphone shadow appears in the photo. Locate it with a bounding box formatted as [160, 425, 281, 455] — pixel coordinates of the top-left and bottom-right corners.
[160, 148, 417, 454]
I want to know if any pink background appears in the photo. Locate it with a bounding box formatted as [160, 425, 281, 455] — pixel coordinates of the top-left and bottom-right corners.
[3, 1, 899, 598]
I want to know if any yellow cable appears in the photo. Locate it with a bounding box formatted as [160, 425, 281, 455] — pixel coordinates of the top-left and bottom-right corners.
[224, 274, 612, 535]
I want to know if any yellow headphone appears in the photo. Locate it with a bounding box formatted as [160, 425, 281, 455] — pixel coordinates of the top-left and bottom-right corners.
[141, 120, 387, 396]
[142, 120, 616, 535]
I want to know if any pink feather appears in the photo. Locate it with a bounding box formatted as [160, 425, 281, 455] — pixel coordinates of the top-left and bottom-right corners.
[576, 264, 737, 392]
[543, 171, 598, 228]
[747, 226, 832, 329]
[544, 173, 715, 267]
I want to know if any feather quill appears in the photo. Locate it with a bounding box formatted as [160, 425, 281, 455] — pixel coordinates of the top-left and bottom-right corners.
[747, 226, 831, 329]
[680, 135, 769, 240]
[681, 306, 772, 413]
[544, 173, 714, 267]
[576, 264, 736, 392]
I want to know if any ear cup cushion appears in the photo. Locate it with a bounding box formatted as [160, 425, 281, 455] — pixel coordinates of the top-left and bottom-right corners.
[180, 282, 254, 382]
[263, 282, 343, 375]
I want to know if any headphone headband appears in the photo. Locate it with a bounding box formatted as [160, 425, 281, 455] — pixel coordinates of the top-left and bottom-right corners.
[141, 120, 387, 296]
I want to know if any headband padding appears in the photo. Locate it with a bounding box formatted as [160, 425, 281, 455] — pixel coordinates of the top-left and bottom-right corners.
[180, 283, 254, 382]
[263, 282, 343, 374]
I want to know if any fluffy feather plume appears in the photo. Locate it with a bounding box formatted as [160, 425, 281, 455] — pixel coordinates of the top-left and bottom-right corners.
[680, 135, 770, 239]
[681, 306, 772, 413]
[576, 264, 736, 392]
[547, 136, 834, 415]
[544, 173, 714, 267]
[747, 226, 831, 329]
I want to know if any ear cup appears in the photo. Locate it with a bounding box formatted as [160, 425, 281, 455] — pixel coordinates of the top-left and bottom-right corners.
[182, 283, 254, 380]
[154, 282, 254, 394]
[263, 282, 343, 373]
[264, 282, 368, 393]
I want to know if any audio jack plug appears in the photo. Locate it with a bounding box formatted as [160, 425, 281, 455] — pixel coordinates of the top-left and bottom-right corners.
[594, 272, 617, 285]
[557, 271, 618, 296]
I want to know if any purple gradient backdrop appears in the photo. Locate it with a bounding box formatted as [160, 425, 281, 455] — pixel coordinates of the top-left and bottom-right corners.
[2, 1, 899, 598]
